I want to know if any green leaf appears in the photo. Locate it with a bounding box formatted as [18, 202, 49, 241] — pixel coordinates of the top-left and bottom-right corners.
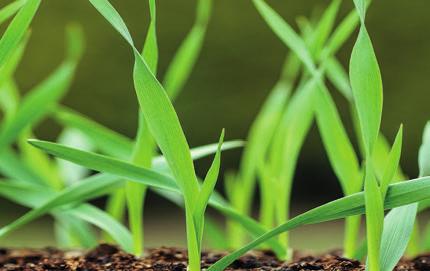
[142, 0, 158, 73]
[193, 130, 224, 245]
[0, 0, 40, 68]
[67, 204, 133, 251]
[235, 58, 293, 219]
[0, 25, 84, 150]
[0, 0, 26, 25]
[54, 214, 98, 248]
[208, 175, 430, 271]
[28, 140, 176, 191]
[0, 147, 47, 185]
[0, 179, 132, 251]
[163, 0, 212, 99]
[0, 31, 28, 85]
[57, 127, 94, 185]
[88, 0, 200, 205]
[269, 77, 315, 250]
[29, 139, 285, 256]
[252, 0, 315, 72]
[364, 164, 383, 271]
[308, 0, 341, 58]
[0, 174, 123, 233]
[314, 85, 361, 195]
[380, 126, 403, 199]
[419, 122, 430, 177]
[325, 58, 352, 100]
[349, 27, 382, 156]
[379, 204, 417, 271]
[55, 107, 134, 159]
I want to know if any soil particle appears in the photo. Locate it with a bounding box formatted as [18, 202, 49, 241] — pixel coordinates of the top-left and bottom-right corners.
[1, 244, 429, 270]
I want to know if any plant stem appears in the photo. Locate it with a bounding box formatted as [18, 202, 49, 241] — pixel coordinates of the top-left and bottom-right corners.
[186, 207, 201, 271]
[127, 114, 156, 255]
[343, 215, 361, 258]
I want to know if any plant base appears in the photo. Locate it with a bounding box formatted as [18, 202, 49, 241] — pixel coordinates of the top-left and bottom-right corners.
[1, 244, 429, 270]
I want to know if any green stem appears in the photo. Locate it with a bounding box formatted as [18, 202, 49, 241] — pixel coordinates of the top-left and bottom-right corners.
[343, 215, 361, 258]
[186, 206, 201, 271]
[127, 113, 156, 255]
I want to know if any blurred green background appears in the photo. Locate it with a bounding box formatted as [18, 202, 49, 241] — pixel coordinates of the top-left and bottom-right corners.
[1, 0, 430, 249]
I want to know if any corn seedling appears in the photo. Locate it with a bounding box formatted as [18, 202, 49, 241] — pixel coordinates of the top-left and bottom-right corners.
[1, 0, 430, 271]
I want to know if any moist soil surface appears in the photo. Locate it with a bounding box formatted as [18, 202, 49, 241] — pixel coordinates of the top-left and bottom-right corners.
[1, 244, 429, 271]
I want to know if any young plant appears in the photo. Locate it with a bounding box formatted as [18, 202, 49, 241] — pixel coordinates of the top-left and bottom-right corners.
[0, 0, 281, 269]
[0, 15, 131, 248]
[241, 0, 363, 257]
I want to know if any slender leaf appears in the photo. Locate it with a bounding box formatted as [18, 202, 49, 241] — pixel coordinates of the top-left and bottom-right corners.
[163, 0, 212, 99]
[380, 126, 403, 199]
[28, 139, 285, 256]
[0, 0, 40, 68]
[0, 25, 84, 150]
[208, 176, 430, 271]
[364, 164, 383, 271]
[193, 130, 224, 245]
[253, 0, 315, 72]
[0, 0, 25, 25]
[314, 85, 361, 195]
[349, 27, 382, 156]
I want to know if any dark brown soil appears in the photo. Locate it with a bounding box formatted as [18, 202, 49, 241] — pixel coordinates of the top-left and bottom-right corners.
[0, 244, 429, 270]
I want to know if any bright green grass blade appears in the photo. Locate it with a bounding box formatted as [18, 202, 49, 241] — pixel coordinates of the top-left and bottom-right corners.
[353, 0, 367, 21]
[163, 0, 212, 100]
[378, 204, 417, 271]
[124, 0, 159, 254]
[0, 148, 45, 185]
[270, 78, 315, 250]
[325, 57, 400, 183]
[132, 49, 200, 204]
[0, 0, 40, 68]
[88, 0, 200, 206]
[0, 179, 132, 251]
[231, 58, 295, 247]
[0, 180, 50, 207]
[377, 124, 425, 270]
[54, 213, 98, 248]
[319, 8, 359, 61]
[419, 122, 430, 177]
[252, 0, 315, 72]
[0, 32, 28, 85]
[87, 0, 133, 45]
[0, 0, 25, 25]
[314, 85, 361, 195]
[0, 174, 123, 236]
[28, 140, 176, 191]
[67, 204, 133, 251]
[142, 0, 158, 73]
[0, 180, 98, 248]
[56, 106, 243, 165]
[55, 107, 134, 159]
[325, 58, 352, 100]
[379, 126, 403, 199]
[208, 175, 430, 271]
[308, 0, 341, 58]
[29, 139, 285, 256]
[193, 130, 224, 245]
[349, 3, 383, 269]
[0, 81, 20, 120]
[349, 27, 382, 156]
[57, 127, 94, 185]
[0, 25, 84, 151]
[18, 131, 63, 190]
[364, 164, 383, 271]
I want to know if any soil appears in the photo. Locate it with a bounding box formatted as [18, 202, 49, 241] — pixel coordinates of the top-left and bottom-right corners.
[1, 244, 429, 271]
